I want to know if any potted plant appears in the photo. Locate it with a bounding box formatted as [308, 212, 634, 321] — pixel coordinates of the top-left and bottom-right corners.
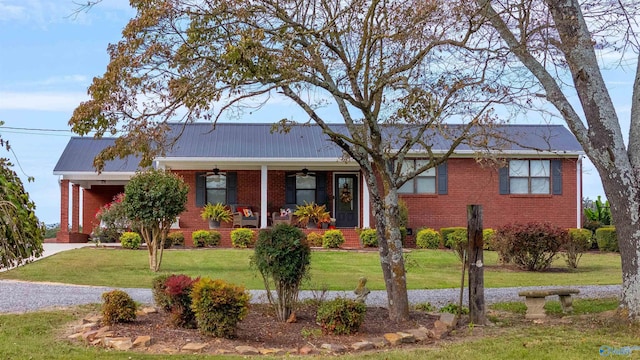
[200, 203, 232, 228]
[293, 202, 331, 229]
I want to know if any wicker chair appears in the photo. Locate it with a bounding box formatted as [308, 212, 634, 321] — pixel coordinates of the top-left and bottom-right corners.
[230, 204, 260, 228]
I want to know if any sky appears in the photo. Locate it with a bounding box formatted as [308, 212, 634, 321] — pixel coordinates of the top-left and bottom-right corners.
[0, 0, 634, 225]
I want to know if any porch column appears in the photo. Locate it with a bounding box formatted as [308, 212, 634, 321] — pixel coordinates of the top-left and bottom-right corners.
[71, 184, 80, 233]
[56, 179, 70, 242]
[576, 156, 582, 228]
[260, 165, 268, 228]
[362, 178, 370, 228]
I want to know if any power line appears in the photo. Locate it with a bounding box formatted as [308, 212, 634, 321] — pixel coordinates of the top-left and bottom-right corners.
[1, 126, 73, 132]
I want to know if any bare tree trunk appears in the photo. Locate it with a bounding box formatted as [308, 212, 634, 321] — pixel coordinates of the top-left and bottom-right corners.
[467, 205, 486, 325]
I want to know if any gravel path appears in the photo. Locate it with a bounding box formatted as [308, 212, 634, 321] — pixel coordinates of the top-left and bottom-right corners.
[0, 280, 621, 314]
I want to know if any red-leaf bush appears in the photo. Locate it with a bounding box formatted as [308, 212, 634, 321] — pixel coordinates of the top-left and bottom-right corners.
[494, 222, 568, 271]
[164, 274, 199, 328]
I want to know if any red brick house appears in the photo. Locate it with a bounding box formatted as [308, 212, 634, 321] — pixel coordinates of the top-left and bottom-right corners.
[53, 123, 584, 247]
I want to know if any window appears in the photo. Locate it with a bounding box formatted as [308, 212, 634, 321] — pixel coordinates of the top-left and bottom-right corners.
[509, 160, 550, 194]
[206, 176, 227, 204]
[296, 176, 316, 205]
[398, 159, 437, 194]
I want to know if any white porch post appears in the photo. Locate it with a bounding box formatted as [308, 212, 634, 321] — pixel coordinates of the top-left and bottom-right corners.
[362, 177, 370, 228]
[261, 165, 268, 228]
[576, 156, 582, 229]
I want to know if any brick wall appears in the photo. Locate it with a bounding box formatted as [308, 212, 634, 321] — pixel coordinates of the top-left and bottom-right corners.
[400, 158, 580, 232]
[82, 185, 125, 235]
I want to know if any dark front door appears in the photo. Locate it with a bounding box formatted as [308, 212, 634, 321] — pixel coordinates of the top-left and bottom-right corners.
[335, 174, 358, 228]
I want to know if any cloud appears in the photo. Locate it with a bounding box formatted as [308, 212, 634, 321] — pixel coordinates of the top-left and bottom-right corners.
[0, 1, 26, 21]
[0, 91, 87, 112]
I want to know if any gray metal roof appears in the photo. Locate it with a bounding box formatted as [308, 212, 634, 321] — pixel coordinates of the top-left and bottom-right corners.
[54, 122, 583, 173]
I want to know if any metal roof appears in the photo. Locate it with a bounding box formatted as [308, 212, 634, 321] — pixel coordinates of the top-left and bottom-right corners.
[54, 122, 583, 174]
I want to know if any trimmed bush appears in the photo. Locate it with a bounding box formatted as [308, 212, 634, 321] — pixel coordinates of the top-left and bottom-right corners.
[359, 228, 378, 247]
[164, 274, 199, 328]
[252, 224, 310, 321]
[167, 231, 185, 246]
[101, 290, 136, 325]
[159, 235, 173, 249]
[563, 228, 592, 268]
[445, 228, 468, 262]
[231, 228, 255, 248]
[316, 298, 366, 335]
[494, 222, 568, 271]
[192, 230, 220, 247]
[416, 228, 441, 249]
[306, 232, 323, 247]
[322, 229, 345, 249]
[440, 227, 466, 248]
[596, 227, 618, 252]
[482, 229, 495, 250]
[119, 231, 141, 249]
[151, 274, 172, 312]
[190, 277, 250, 338]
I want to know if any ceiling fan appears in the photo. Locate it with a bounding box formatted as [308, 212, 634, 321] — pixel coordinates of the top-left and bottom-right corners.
[288, 168, 316, 178]
[203, 166, 226, 179]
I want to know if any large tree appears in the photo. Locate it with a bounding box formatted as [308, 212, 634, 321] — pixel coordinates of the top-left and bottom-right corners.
[476, 0, 640, 317]
[0, 128, 45, 268]
[71, 0, 508, 321]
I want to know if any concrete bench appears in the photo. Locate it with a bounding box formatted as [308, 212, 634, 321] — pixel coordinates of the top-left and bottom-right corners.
[518, 288, 580, 319]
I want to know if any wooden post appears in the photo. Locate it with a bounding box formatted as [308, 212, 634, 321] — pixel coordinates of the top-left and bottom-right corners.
[467, 205, 486, 325]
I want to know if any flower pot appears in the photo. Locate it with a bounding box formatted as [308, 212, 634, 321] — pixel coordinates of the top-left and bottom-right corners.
[208, 220, 221, 229]
[306, 221, 317, 229]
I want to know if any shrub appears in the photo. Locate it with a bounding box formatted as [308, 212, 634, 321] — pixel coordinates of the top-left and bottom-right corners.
[231, 228, 255, 248]
[252, 224, 310, 321]
[101, 290, 137, 325]
[164, 274, 198, 328]
[316, 298, 366, 335]
[158, 234, 173, 249]
[440, 227, 466, 248]
[167, 232, 185, 246]
[416, 228, 441, 249]
[563, 228, 592, 268]
[596, 227, 618, 252]
[306, 232, 323, 247]
[414, 302, 437, 312]
[439, 303, 469, 315]
[93, 193, 130, 243]
[151, 274, 172, 312]
[190, 277, 250, 338]
[191, 230, 215, 247]
[494, 222, 568, 271]
[358, 228, 378, 247]
[322, 229, 345, 248]
[482, 229, 495, 250]
[119, 231, 142, 249]
[445, 228, 468, 262]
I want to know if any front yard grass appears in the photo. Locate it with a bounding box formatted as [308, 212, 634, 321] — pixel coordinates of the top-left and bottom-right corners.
[0, 248, 621, 290]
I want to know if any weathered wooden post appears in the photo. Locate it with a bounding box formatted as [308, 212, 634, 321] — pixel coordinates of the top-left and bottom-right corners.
[467, 204, 486, 325]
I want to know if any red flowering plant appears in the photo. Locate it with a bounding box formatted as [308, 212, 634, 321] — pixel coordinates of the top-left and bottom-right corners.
[91, 193, 133, 243]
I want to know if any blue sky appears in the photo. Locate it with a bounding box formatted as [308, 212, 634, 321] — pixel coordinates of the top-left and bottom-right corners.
[0, 0, 632, 225]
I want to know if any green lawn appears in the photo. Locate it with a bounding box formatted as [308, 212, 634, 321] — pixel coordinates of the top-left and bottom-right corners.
[0, 247, 621, 290]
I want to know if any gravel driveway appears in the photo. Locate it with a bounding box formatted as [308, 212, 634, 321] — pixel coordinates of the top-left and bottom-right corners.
[0, 279, 621, 314]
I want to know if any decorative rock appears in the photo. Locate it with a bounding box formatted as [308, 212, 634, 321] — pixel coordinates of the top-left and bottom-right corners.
[299, 345, 315, 355]
[260, 348, 286, 355]
[81, 330, 99, 341]
[214, 349, 234, 355]
[181, 342, 208, 352]
[132, 335, 152, 348]
[67, 332, 84, 340]
[369, 337, 389, 348]
[431, 321, 450, 339]
[405, 327, 430, 341]
[321, 343, 347, 353]
[235, 345, 260, 355]
[141, 307, 157, 314]
[103, 337, 131, 347]
[110, 339, 133, 351]
[396, 331, 416, 344]
[83, 315, 102, 324]
[90, 339, 103, 346]
[351, 341, 374, 351]
[74, 322, 97, 333]
[439, 313, 457, 328]
[383, 333, 403, 346]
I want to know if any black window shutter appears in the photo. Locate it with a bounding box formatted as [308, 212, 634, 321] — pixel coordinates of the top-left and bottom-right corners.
[551, 160, 562, 195]
[195, 172, 206, 207]
[499, 166, 510, 195]
[437, 162, 448, 195]
[285, 173, 296, 204]
[226, 172, 238, 204]
[315, 171, 328, 205]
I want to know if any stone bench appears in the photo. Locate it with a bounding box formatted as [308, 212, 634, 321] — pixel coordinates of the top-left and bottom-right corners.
[518, 288, 580, 319]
